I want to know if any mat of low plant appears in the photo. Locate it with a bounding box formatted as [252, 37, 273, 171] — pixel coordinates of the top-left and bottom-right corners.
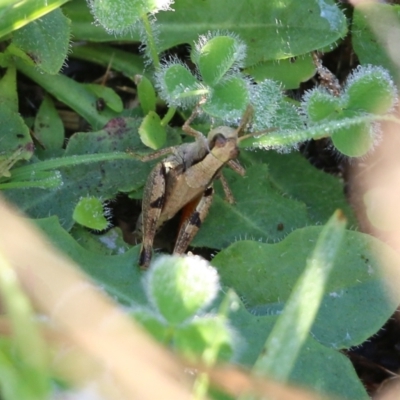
[1, 0, 400, 399]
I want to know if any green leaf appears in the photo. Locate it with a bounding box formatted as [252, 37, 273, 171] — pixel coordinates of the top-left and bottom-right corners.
[212, 227, 400, 349]
[0, 0, 69, 39]
[3, 118, 180, 230]
[15, 58, 116, 129]
[245, 54, 316, 89]
[250, 79, 282, 130]
[331, 119, 374, 158]
[145, 255, 219, 325]
[84, 83, 124, 113]
[174, 316, 233, 362]
[70, 225, 130, 255]
[67, 0, 347, 67]
[88, 0, 148, 34]
[130, 308, 169, 342]
[64, 0, 136, 42]
[139, 111, 167, 150]
[251, 79, 303, 132]
[12, 8, 71, 74]
[240, 150, 358, 227]
[72, 196, 109, 230]
[229, 293, 368, 399]
[253, 211, 346, 381]
[345, 65, 397, 115]
[0, 65, 18, 111]
[4, 44, 35, 68]
[192, 164, 311, 249]
[300, 65, 396, 157]
[271, 99, 303, 131]
[303, 87, 343, 122]
[35, 216, 146, 305]
[156, 0, 347, 66]
[0, 105, 33, 178]
[196, 35, 244, 86]
[89, 0, 146, 34]
[136, 75, 157, 114]
[3, 118, 146, 228]
[70, 44, 146, 79]
[34, 95, 65, 150]
[202, 77, 248, 120]
[158, 63, 201, 107]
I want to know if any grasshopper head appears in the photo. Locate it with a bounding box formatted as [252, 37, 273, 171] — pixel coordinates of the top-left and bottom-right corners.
[208, 126, 238, 142]
[209, 130, 239, 162]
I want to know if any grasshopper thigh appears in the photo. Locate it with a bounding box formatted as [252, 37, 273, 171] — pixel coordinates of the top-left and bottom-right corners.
[139, 162, 167, 268]
[173, 186, 214, 255]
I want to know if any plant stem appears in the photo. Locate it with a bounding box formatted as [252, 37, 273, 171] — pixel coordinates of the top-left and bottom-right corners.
[140, 13, 160, 70]
[192, 373, 209, 400]
[161, 107, 176, 126]
[240, 114, 400, 150]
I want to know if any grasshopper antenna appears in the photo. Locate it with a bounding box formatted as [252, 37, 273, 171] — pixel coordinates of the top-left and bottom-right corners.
[236, 105, 275, 143]
[236, 104, 254, 137]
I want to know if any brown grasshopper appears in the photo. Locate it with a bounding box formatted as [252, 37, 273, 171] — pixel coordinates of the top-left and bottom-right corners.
[135, 106, 254, 268]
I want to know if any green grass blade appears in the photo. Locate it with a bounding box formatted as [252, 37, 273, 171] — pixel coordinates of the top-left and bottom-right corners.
[252, 210, 347, 381]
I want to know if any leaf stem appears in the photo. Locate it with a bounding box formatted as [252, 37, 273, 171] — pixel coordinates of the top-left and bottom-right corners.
[140, 14, 160, 70]
[241, 114, 400, 150]
[161, 107, 176, 126]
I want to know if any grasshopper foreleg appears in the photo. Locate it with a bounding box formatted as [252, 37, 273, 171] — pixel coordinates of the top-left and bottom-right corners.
[218, 160, 246, 204]
[173, 186, 214, 255]
[219, 173, 235, 204]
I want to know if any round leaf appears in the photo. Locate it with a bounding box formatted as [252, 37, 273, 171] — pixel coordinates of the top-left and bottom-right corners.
[139, 111, 167, 150]
[213, 227, 400, 349]
[145, 255, 220, 325]
[12, 9, 70, 74]
[159, 63, 200, 107]
[135, 75, 157, 114]
[84, 84, 123, 113]
[72, 197, 109, 230]
[245, 54, 316, 90]
[34, 96, 65, 150]
[197, 36, 242, 86]
[89, 0, 146, 33]
[303, 88, 343, 122]
[251, 79, 282, 130]
[202, 77, 249, 120]
[331, 120, 374, 157]
[345, 65, 397, 115]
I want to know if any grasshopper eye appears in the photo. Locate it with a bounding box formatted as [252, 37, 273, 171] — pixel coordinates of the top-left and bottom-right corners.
[209, 133, 227, 149]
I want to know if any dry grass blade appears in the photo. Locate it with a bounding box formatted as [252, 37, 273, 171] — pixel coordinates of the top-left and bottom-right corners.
[205, 364, 331, 400]
[0, 196, 193, 400]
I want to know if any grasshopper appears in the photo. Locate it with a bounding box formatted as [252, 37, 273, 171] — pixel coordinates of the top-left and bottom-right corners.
[135, 106, 254, 268]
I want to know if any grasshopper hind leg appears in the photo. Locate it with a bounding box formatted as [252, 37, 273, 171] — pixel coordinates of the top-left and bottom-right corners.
[173, 186, 214, 255]
[138, 162, 167, 268]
